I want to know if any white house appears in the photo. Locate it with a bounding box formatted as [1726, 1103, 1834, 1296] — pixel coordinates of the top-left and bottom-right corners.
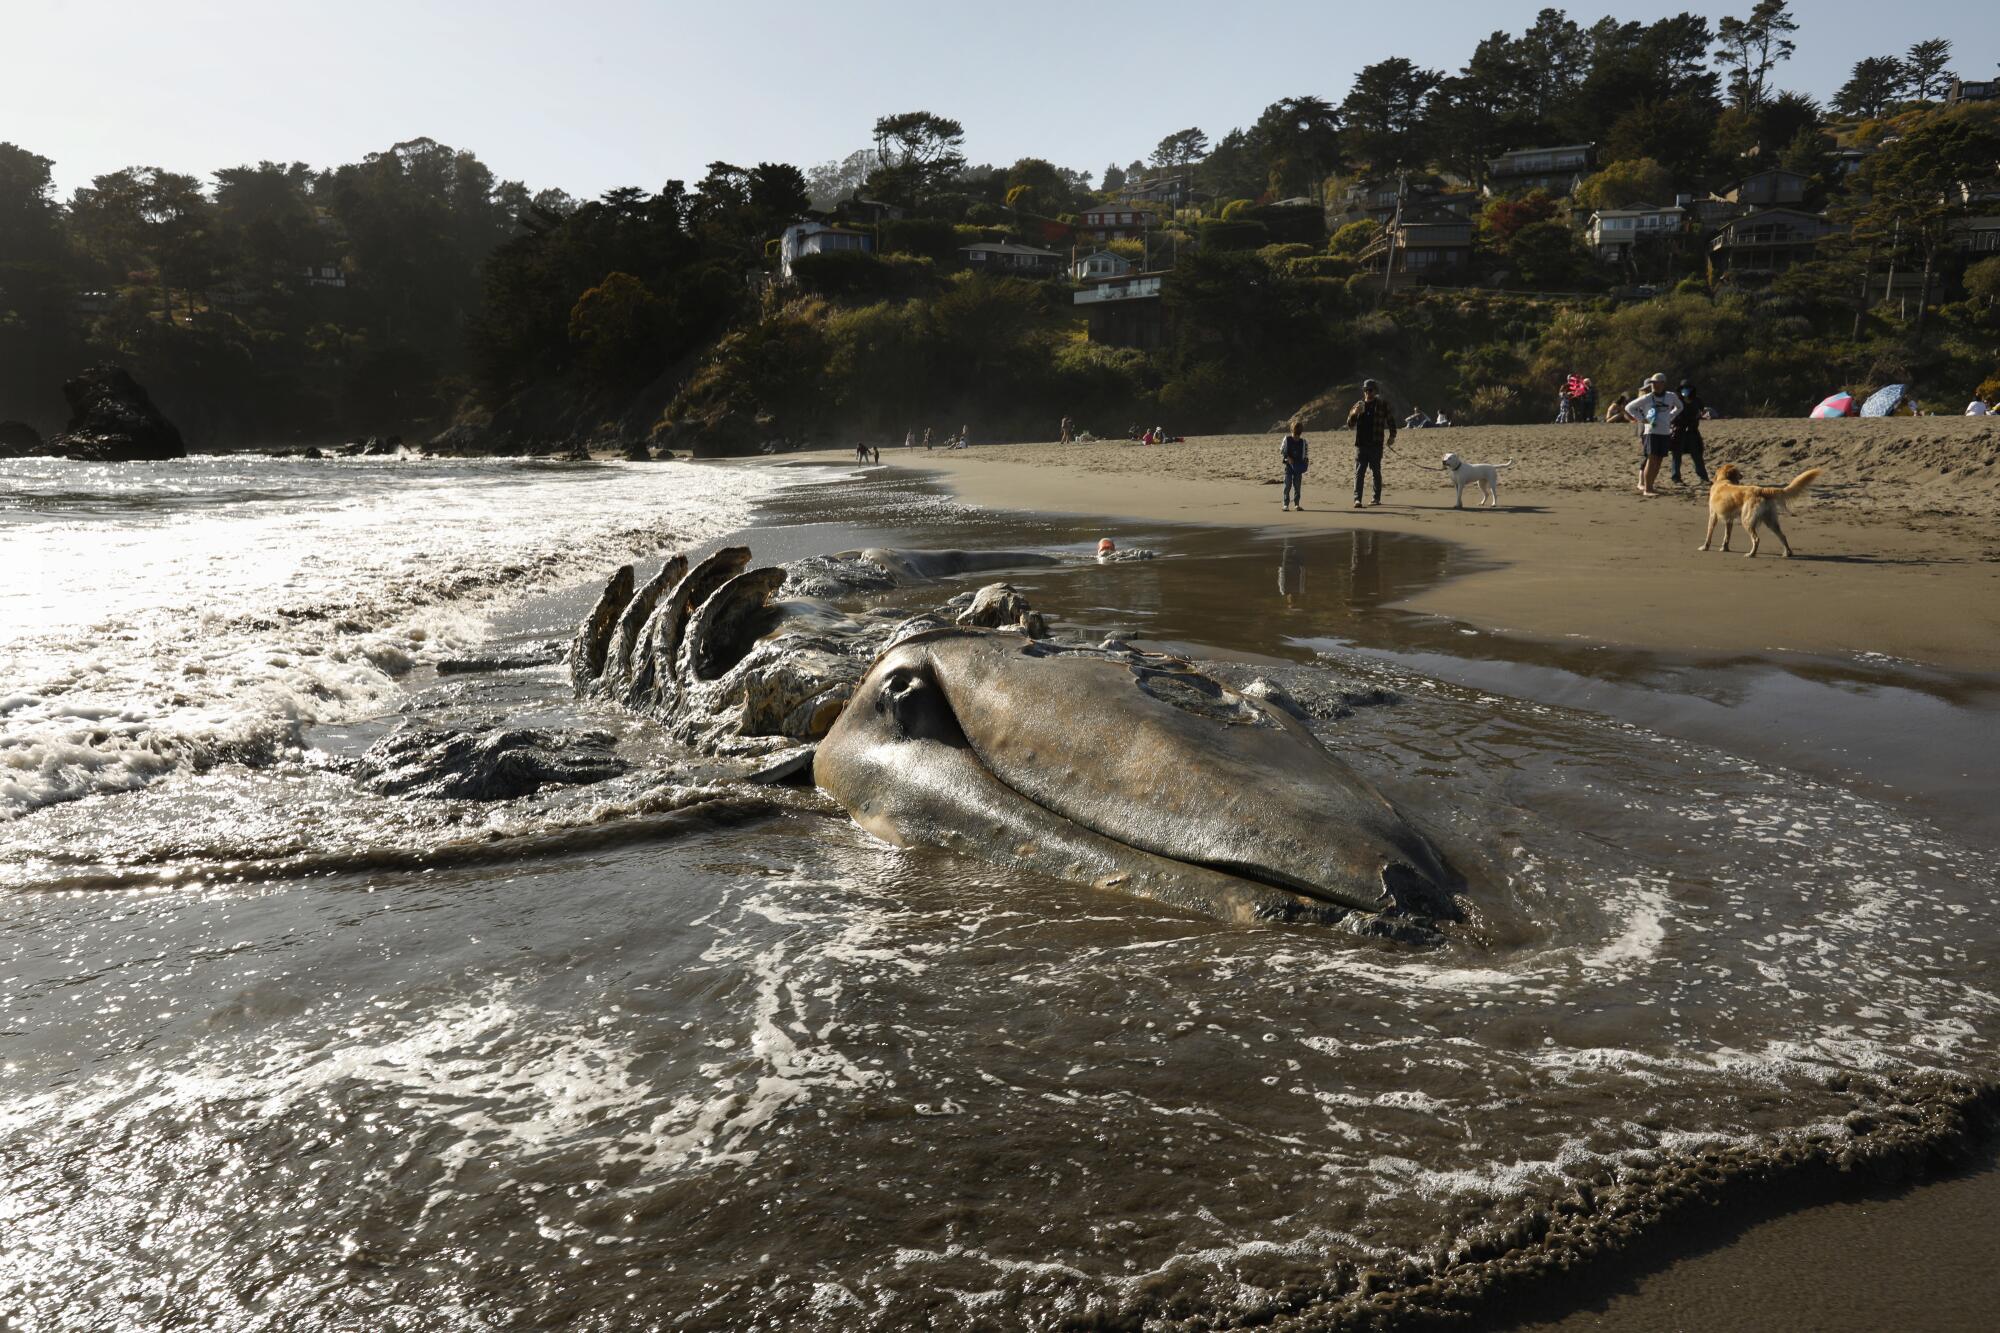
[1072, 250, 1134, 282]
[1586, 205, 1687, 260]
[779, 222, 874, 280]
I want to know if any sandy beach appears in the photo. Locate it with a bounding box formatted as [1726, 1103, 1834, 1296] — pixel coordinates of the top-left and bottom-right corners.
[856, 417, 2000, 672]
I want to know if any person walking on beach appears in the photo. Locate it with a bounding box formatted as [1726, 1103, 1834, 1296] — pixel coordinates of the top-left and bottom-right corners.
[1623, 373, 1683, 496]
[923, 427, 933, 450]
[1669, 381, 1710, 485]
[1059, 416, 1073, 444]
[1346, 378, 1397, 509]
[1280, 418, 1308, 512]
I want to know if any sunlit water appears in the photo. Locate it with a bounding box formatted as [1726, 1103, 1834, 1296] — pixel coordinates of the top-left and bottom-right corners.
[2, 462, 1994, 1330]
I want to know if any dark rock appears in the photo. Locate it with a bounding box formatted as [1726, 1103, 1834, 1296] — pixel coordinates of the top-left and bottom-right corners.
[352, 720, 627, 800]
[0, 419, 44, 458]
[435, 645, 566, 676]
[47, 366, 187, 461]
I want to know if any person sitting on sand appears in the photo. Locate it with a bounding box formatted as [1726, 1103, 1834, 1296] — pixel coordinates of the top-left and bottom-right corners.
[1604, 393, 1628, 424]
[1405, 406, 1430, 429]
[1969, 396, 1992, 417]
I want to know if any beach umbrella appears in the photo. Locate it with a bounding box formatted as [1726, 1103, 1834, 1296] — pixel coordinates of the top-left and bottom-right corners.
[1810, 391, 1856, 419]
[1860, 384, 1912, 417]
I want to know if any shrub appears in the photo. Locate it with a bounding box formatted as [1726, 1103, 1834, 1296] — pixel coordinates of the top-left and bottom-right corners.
[878, 217, 958, 263]
[1219, 199, 1254, 219]
[1257, 243, 1315, 265]
[1197, 218, 1269, 252]
[1966, 255, 2000, 304]
[1329, 221, 1377, 256]
[1244, 204, 1328, 248]
[792, 251, 935, 303]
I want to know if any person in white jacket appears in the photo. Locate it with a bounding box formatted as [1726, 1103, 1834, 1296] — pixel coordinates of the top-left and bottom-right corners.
[1622, 373, 1683, 497]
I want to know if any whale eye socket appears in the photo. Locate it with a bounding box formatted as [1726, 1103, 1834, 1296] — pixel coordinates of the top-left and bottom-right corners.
[873, 658, 964, 743]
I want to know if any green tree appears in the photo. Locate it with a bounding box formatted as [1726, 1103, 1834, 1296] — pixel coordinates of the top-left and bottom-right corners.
[1150, 128, 1209, 171]
[1574, 158, 1674, 210]
[1903, 39, 1957, 102]
[567, 271, 662, 384]
[1250, 96, 1342, 199]
[1714, 1, 1799, 109]
[1965, 255, 2000, 305]
[1754, 91, 1822, 156]
[870, 111, 968, 205]
[0, 142, 80, 423]
[1100, 162, 1127, 192]
[1833, 56, 1911, 120]
[1846, 108, 2000, 339]
[1005, 157, 1072, 215]
[1341, 58, 1442, 171]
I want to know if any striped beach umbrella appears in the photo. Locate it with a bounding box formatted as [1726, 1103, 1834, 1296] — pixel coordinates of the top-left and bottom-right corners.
[1810, 391, 1856, 419]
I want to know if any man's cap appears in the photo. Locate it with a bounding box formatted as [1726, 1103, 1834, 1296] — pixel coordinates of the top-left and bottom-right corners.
[1362, 378, 1379, 390]
[1648, 372, 1667, 385]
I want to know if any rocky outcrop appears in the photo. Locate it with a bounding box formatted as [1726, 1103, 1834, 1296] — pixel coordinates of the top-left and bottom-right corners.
[0, 420, 44, 458]
[48, 366, 187, 461]
[352, 720, 627, 800]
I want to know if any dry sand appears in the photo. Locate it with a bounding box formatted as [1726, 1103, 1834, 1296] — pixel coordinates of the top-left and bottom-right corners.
[877, 417, 2000, 672]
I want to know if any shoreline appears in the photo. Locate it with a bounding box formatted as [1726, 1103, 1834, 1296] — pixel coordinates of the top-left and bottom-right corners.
[787, 420, 2000, 673]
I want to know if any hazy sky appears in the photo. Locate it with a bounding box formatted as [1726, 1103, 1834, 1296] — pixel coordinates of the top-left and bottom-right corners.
[6, 0, 1993, 200]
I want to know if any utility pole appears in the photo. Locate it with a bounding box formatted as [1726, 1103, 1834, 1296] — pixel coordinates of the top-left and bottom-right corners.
[1380, 173, 1406, 301]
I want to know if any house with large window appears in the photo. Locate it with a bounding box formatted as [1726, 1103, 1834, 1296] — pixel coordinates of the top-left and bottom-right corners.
[1709, 208, 1833, 281]
[1586, 204, 1688, 261]
[1486, 144, 1593, 196]
[1071, 250, 1134, 283]
[779, 222, 873, 279]
[960, 240, 1065, 276]
[1078, 203, 1157, 243]
[1074, 273, 1166, 349]
[1357, 213, 1474, 280]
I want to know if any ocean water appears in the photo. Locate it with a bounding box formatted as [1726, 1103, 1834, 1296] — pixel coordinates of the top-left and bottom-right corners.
[2, 460, 1995, 1331]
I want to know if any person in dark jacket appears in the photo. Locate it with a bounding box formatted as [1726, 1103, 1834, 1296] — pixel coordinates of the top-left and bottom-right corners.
[1671, 381, 1710, 484]
[1280, 418, 1308, 511]
[1344, 379, 1398, 508]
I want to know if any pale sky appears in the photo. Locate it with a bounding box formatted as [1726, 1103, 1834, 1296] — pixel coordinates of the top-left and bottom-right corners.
[5, 0, 1992, 201]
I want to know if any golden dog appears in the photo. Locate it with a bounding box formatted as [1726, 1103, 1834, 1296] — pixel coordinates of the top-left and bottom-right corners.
[1698, 463, 1822, 557]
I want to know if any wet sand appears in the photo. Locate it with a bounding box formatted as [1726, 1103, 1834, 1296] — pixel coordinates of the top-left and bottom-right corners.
[851, 419, 2000, 672]
[749, 453, 2000, 1331]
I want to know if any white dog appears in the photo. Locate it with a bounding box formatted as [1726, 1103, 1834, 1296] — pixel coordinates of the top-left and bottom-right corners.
[1441, 452, 1513, 508]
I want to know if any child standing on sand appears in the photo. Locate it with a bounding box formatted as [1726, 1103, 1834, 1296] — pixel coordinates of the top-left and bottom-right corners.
[1280, 419, 1308, 512]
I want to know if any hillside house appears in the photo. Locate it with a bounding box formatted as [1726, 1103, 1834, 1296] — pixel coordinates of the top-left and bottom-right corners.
[303, 262, 346, 289]
[1586, 205, 1687, 261]
[1722, 170, 1810, 208]
[1122, 175, 1195, 209]
[1709, 208, 1833, 281]
[1078, 204, 1156, 242]
[1074, 273, 1166, 349]
[1072, 250, 1134, 282]
[1486, 144, 1593, 196]
[1358, 213, 1474, 279]
[1947, 77, 1998, 106]
[960, 240, 1065, 276]
[779, 222, 874, 279]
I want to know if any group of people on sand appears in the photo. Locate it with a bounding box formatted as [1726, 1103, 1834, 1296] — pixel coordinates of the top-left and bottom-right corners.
[1278, 379, 1402, 512]
[886, 425, 970, 454]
